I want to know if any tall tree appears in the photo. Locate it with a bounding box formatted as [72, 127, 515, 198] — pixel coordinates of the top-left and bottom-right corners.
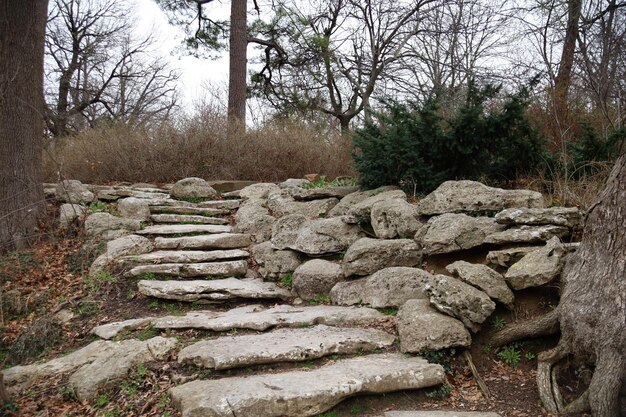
[0, 0, 48, 254]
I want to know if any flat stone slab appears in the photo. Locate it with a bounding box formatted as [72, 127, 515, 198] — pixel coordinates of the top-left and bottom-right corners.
[486, 246, 539, 267]
[138, 278, 292, 302]
[126, 260, 248, 278]
[120, 249, 248, 265]
[385, 412, 502, 417]
[136, 224, 232, 236]
[150, 206, 230, 216]
[150, 214, 229, 225]
[292, 186, 360, 201]
[155, 233, 252, 250]
[92, 317, 154, 340]
[178, 325, 395, 369]
[148, 199, 241, 210]
[495, 207, 583, 228]
[170, 353, 445, 417]
[484, 225, 569, 245]
[446, 261, 515, 309]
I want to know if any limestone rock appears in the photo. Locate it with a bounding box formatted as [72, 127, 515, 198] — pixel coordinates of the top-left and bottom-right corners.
[250, 242, 303, 279]
[178, 325, 395, 370]
[484, 225, 569, 245]
[293, 259, 344, 301]
[289, 217, 364, 255]
[495, 207, 584, 228]
[117, 197, 150, 221]
[278, 178, 312, 189]
[58, 204, 87, 229]
[155, 233, 252, 250]
[120, 249, 248, 265]
[267, 190, 338, 218]
[426, 275, 496, 332]
[84, 212, 141, 238]
[417, 180, 544, 215]
[331, 267, 431, 307]
[328, 186, 399, 217]
[56, 179, 95, 204]
[293, 186, 359, 201]
[345, 190, 407, 223]
[171, 177, 218, 199]
[233, 199, 275, 242]
[170, 354, 445, 417]
[150, 213, 228, 225]
[371, 199, 423, 239]
[136, 224, 232, 236]
[239, 183, 281, 200]
[150, 205, 229, 216]
[486, 246, 540, 267]
[127, 260, 248, 278]
[89, 234, 154, 275]
[446, 261, 515, 309]
[416, 213, 504, 255]
[397, 299, 471, 352]
[270, 214, 308, 250]
[343, 238, 421, 276]
[505, 237, 566, 290]
[92, 317, 154, 340]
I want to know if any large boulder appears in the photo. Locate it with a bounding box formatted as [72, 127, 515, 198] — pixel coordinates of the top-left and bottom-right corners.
[425, 274, 496, 332]
[343, 238, 421, 276]
[446, 261, 515, 309]
[239, 183, 281, 200]
[58, 203, 87, 229]
[270, 214, 309, 250]
[117, 197, 150, 221]
[171, 177, 218, 200]
[293, 260, 344, 301]
[416, 213, 504, 255]
[56, 179, 95, 204]
[89, 234, 154, 275]
[370, 199, 424, 239]
[495, 207, 584, 229]
[331, 267, 431, 307]
[417, 180, 544, 215]
[397, 299, 471, 352]
[288, 217, 365, 255]
[250, 242, 303, 280]
[505, 237, 566, 290]
[484, 224, 570, 245]
[344, 190, 407, 223]
[328, 186, 399, 217]
[84, 213, 141, 239]
[233, 200, 275, 243]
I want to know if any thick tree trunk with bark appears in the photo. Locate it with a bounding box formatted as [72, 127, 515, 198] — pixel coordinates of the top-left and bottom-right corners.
[227, 0, 247, 138]
[553, 0, 582, 118]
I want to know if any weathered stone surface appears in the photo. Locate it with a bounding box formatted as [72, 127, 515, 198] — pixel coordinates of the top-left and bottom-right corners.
[327, 186, 398, 217]
[155, 233, 252, 250]
[268, 191, 338, 218]
[385, 412, 502, 417]
[97, 188, 169, 201]
[495, 207, 583, 228]
[171, 177, 218, 199]
[289, 217, 364, 255]
[178, 325, 395, 369]
[127, 260, 248, 278]
[233, 200, 275, 242]
[505, 237, 566, 290]
[239, 183, 281, 200]
[293, 186, 360, 201]
[343, 238, 421, 276]
[56, 179, 95, 203]
[278, 178, 312, 189]
[416, 214, 504, 255]
[139, 278, 292, 302]
[85, 212, 141, 237]
[446, 261, 515, 309]
[59, 203, 87, 229]
[150, 214, 228, 225]
[208, 180, 257, 193]
[92, 317, 154, 340]
[486, 246, 540, 267]
[484, 225, 569, 245]
[117, 197, 150, 221]
[293, 259, 344, 301]
[89, 234, 154, 275]
[417, 180, 544, 215]
[120, 249, 248, 265]
[136, 224, 232, 236]
[69, 337, 178, 401]
[150, 199, 240, 210]
[150, 205, 229, 216]
[371, 199, 424, 239]
[170, 354, 445, 417]
[270, 214, 308, 250]
[397, 299, 471, 352]
[345, 190, 407, 223]
[331, 267, 431, 307]
[426, 275, 496, 332]
[250, 242, 303, 279]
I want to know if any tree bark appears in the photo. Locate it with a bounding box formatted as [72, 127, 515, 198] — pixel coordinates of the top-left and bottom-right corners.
[0, 0, 48, 253]
[227, 0, 247, 138]
[553, 0, 582, 118]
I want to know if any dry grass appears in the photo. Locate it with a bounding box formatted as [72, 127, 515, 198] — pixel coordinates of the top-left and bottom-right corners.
[44, 109, 355, 184]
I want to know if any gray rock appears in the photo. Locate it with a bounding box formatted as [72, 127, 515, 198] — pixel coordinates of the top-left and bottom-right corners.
[233, 199, 275, 243]
[171, 177, 218, 199]
[343, 238, 421, 276]
[58, 203, 87, 229]
[84, 212, 141, 238]
[328, 186, 399, 217]
[117, 197, 150, 221]
[446, 261, 515, 309]
[170, 354, 445, 417]
[278, 178, 312, 189]
[345, 190, 407, 223]
[270, 214, 308, 250]
[505, 237, 566, 290]
[417, 180, 544, 215]
[484, 225, 569, 245]
[268, 191, 338, 218]
[150, 205, 229, 216]
[290, 217, 364, 255]
[120, 249, 248, 265]
[293, 186, 359, 201]
[495, 207, 584, 228]
[331, 267, 432, 307]
[416, 214, 504, 255]
[149, 199, 239, 210]
[426, 275, 496, 332]
[397, 299, 471, 352]
[239, 183, 281, 200]
[89, 234, 154, 275]
[56, 179, 95, 204]
[127, 260, 247, 278]
[136, 224, 232, 236]
[178, 325, 395, 370]
[293, 259, 344, 301]
[486, 246, 540, 267]
[92, 317, 154, 340]
[371, 199, 423, 239]
[138, 278, 292, 302]
[385, 412, 502, 417]
[250, 242, 303, 279]
[155, 233, 252, 250]
[150, 213, 229, 225]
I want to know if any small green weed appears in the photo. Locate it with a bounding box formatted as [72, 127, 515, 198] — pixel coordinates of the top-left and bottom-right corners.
[302, 176, 357, 189]
[491, 316, 506, 331]
[421, 348, 458, 374]
[296, 360, 315, 369]
[315, 411, 339, 417]
[498, 345, 521, 367]
[164, 303, 184, 316]
[377, 307, 398, 316]
[94, 393, 109, 408]
[136, 363, 149, 379]
[350, 405, 363, 414]
[120, 379, 139, 396]
[280, 273, 293, 289]
[425, 383, 452, 399]
[308, 294, 330, 305]
[525, 351, 536, 361]
[75, 300, 99, 317]
[103, 407, 123, 417]
[136, 327, 158, 341]
[149, 300, 160, 310]
[84, 270, 117, 293]
[88, 201, 108, 214]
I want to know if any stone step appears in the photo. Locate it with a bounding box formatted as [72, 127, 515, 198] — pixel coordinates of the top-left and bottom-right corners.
[155, 233, 252, 250]
[170, 353, 445, 417]
[138, 278, 291, 302]
[177, 325, 395, 370]
[150, 205, 231, 216]
[150, 214, 229, 225]
[97, 189, 170, 201]
[385, 412, 502, 417]
[135, 224, 232, 236]
[126, 260, 248, 278]
[147, 199, 241, 210]
[119, 249, 249, 265]
[91, 304, 388, 339]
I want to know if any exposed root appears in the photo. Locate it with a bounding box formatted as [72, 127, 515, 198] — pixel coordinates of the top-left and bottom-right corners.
[537, 344, 568, 413]
[490, 308, 560, 347]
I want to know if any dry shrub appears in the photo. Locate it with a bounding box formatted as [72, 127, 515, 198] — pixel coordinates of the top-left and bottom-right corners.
[44, 108, 354, 183]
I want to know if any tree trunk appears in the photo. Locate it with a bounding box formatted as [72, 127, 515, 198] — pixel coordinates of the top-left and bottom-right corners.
[553, 0, 582, 118]
[227, 0, 247, 138]
[0, 0, 47, 253]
